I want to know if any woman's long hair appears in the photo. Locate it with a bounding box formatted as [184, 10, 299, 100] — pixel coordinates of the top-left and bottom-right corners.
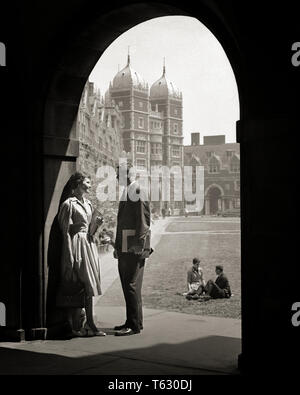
[59, 171, 90, 208]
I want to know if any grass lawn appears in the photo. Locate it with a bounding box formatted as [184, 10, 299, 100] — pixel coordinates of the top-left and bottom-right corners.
[100, 218, 241, 319]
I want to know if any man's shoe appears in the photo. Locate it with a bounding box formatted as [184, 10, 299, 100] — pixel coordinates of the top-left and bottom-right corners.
[115, 327, 140, 336]
[114, 323, 143, 331]
[114, 323, 127, 330]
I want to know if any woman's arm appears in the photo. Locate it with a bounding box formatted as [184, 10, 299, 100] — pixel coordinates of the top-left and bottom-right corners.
[58, 199, 73, 235]
[187, 271, 192, 291]
[57, 199, 75, 273]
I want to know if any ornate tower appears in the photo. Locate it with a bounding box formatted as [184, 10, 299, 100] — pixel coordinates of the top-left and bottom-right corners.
[149, 61, 183, 168]
[150, 61, 184, 212]
[109, 54, 150, 170]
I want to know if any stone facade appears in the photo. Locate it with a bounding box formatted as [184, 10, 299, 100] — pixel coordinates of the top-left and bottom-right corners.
[108, 56, 184, 214]
[184, 133, 240, 215]
[75, 80, 123, 210]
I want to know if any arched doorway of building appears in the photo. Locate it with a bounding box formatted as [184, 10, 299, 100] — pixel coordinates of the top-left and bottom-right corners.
[206, 185, 223, 214]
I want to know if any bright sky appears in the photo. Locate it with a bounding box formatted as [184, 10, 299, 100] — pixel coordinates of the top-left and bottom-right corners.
[89, 16, 239, 145]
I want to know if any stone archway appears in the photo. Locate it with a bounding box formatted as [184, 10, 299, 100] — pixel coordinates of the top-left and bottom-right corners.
[0, 1, 243, 344]
[1, 0, 297, 376]
[204, 184, 225, 215]
[208, 186, 222, 214]
[41, 4, 243, 336]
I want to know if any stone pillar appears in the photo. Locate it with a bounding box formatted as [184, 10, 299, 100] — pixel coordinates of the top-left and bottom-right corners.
[237, 117, 300, 374]
[222, 198, 226, 212]
[218, 198, 222, 211]
[205, 199, 210, 215]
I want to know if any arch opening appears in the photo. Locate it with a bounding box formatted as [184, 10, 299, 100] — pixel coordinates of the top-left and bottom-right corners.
[43, 5, 242, 373]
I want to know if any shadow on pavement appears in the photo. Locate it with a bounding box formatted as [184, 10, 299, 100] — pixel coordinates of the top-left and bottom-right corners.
[0, 335, 240, 375]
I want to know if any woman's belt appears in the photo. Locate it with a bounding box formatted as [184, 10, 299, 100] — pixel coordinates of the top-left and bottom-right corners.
[69, 223, 89, 235]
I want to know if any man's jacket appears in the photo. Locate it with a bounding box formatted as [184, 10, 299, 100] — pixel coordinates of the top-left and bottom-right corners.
[115, 181, 152, 259]
[215, 273, 231, 297]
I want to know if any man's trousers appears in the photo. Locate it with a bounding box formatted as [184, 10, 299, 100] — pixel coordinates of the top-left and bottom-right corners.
[118, 253, 145, 332]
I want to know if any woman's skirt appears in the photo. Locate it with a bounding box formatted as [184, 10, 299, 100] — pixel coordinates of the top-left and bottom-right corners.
[73, 232, 102, 297]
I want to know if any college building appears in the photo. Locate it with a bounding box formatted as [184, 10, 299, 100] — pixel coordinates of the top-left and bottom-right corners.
[184, 133, 240, 215]
[75, 56, 186, 214]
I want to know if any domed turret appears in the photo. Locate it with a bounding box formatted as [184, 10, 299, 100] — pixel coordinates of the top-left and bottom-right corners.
[111, 54, 147, 91]
[150, 63, 182, 99]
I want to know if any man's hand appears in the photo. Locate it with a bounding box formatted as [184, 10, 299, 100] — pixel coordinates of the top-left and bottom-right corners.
[128, 244, 143, 255]
[113, 249, 118, 259]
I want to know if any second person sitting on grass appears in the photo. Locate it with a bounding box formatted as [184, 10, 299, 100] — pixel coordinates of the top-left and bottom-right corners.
[200, 265, 231, 301]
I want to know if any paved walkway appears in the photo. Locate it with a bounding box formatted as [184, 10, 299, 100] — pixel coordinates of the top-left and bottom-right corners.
[0, 306, 241, 375]
[0, 216, 241, 375]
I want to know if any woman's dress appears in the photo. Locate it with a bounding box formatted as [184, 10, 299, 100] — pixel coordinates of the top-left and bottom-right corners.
[57, 197, 102, 305]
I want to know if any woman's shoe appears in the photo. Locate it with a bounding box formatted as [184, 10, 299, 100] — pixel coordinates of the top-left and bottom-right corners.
[84, 324, 106, 337]
[72, 330, 84, 337]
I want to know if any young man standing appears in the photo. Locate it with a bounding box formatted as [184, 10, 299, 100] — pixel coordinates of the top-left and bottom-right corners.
[113, 161, 152, 336]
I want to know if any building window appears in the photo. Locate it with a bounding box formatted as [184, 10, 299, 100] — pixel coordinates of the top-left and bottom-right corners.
[136, 159, 146, 170]
[173, 123, 178, 134]
[174, 108, 178, 115]
[139, 101, 143, 108]
[234, 197, 240, 209]
[206, 151, 212, 158]
[175, 201, 182, 209]
[225, 183, 230, 191]
[138, 117, 144, 129]
[152, 121, 161, 129]
[136, 140, 146, 153]
[226, 150, 234, 158]
[172, 146, 180, 157]
[208, 156, 220, 173]
[151, 143, 162, 155]
[230, 156, 240, 173]
[119, 101, 123, 107]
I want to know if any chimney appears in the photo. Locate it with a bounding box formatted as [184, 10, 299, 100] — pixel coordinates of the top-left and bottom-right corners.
[203, 135, 226, 145]
[191, 133, 200, 146]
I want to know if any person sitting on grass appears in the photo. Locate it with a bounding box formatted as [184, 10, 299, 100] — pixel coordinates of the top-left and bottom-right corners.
[201, 265, 231, 300]
[184, 257, 206, 300]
